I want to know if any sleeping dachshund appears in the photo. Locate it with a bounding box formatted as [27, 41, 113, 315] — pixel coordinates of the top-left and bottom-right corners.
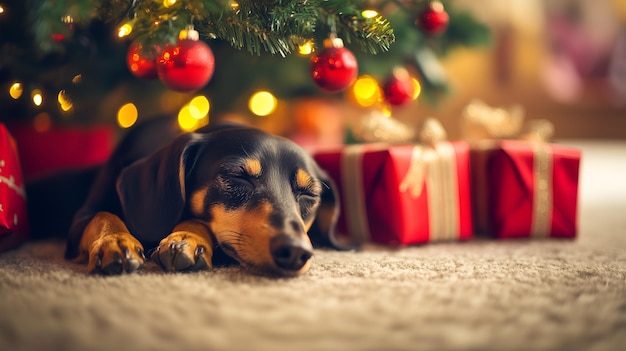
[62, 119, 342, 276]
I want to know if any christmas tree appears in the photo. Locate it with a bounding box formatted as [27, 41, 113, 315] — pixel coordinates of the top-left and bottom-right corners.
[0, 0, 489, 133]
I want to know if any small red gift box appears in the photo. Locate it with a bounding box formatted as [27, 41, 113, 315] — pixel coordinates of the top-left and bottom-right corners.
[314, 142, 473, 245]
[471, 140, 581, 239]
[0, 124, 29, 252]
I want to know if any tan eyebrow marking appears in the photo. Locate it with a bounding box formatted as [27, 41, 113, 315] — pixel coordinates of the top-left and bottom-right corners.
[243, 159, 262, 177]
[296, 168, 322, 194]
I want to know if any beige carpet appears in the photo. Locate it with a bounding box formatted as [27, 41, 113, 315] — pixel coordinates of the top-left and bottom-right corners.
[1, 140, 625, 351]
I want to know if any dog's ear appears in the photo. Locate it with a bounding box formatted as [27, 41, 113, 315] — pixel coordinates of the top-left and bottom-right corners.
[308, 166, 352, 250]
[116, 133, 206, 243]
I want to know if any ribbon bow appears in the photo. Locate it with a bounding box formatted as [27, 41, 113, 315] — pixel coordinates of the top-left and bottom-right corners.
[399, 117, 451, 198]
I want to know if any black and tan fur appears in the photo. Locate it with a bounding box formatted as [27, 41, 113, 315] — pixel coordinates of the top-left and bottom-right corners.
[64, 121, 341, 276]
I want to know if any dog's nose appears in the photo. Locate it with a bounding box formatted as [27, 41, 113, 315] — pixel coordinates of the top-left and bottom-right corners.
[270, 234, 313, 271]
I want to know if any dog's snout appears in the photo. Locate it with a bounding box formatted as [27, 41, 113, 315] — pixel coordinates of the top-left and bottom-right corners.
[270, 234, 313, 271]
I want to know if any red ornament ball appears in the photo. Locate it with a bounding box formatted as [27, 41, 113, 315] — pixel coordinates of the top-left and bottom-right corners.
[127, 43, 159, 80]
[383, 69, 415, 106]
[157, 35, 215, 92]
[311, 38, 358, 92]
[418, 1, 449, 35]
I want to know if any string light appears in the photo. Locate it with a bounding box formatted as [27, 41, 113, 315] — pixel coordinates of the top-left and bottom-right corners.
[118, 21, 134, 38]
[9, 82, 23, 99]
[117, 103, 138, 128]
[361, 10, 378, 18]
[31, 89, 43, 107]
[72, 74, 82, 84]
[248, 91, 277, 117]
[298, 41, 314, 56]
[0, 5, 5, 15]
[163, 0, 177, 8]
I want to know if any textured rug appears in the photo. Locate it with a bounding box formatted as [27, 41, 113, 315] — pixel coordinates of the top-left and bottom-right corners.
[1, 141, 625, 351]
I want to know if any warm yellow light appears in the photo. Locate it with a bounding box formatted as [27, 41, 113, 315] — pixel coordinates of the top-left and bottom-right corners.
[381, 104, 392, 117]
[178, 105, 208, 131]
[231, 2, 239, 10]
[32, 89, 43, 106]
[361, 10, 378, 18]
[9, 82, 23, 99]
[33, 113, 52, 132]
[248, 91, 277, 117]
[411, 78, 422, 100]
[0, 6, 5, 15]
[57, 90, 73, 112]
[298, 41, 314, 56]
[163, 0, 177, 8]
[189, 95, 210, 119]
[352, 75, 381, 107]
[61, 15, 74, 24]
[72, 74, 82, 84]
[118, 23, 133, 38]
[117, 103, 138, 128]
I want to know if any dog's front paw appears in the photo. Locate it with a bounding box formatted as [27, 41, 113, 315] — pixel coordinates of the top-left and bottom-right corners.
[151, 231, 212, 272]
[88, 233, 146, 275]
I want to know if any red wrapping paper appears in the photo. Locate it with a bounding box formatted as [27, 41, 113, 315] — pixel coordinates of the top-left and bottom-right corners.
[8, 123, 114, 181]
[314, 142, 473, 245]
[472, 140, 581, 239]
[0, 124, 29, 251]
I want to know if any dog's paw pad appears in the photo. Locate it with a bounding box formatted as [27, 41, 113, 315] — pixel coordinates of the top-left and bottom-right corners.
[151, 232, 212, 272]
[88, 233, 145, 275]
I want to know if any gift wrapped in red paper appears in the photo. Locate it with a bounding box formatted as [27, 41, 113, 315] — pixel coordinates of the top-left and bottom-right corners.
[0, 124, 29, 252]
[471, 140, 581, 239]
[463, 100, 581, 239]
[314, 119, 473, 245]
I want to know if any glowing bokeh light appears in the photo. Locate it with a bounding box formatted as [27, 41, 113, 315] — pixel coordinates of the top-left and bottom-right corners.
[117, 103, 138, 128]
[32, 89, 43, 106]
[189, 95, 210, 119]
[33, 112, 52, 132]
[352, 75, 382, 107]
[249, 91, 277, 117]
[9, 82, 23, 99]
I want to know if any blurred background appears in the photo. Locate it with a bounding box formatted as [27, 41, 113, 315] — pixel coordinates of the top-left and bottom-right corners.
[1, 0, 625, 156]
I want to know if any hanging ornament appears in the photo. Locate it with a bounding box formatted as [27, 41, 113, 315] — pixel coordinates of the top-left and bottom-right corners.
[417, 1, 449, 35]
[310, 37, 358, 92]
[157, 26, 215, 92]
[383, 67, 415, 106]
[126, 42, 159, 80]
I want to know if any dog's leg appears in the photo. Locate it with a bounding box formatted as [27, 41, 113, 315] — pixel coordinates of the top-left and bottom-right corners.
[75, 211, 146, 275]
[151, 220, 213, 272]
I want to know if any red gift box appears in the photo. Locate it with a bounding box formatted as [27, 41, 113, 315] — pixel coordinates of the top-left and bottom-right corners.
[314, 142, 473, 245]
[7, 123, 115, 181]
[471, 140, 581, 239]
[0, 124, 29, 252]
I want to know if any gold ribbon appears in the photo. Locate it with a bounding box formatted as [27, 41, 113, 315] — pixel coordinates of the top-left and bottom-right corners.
[530, 142, 553, 237]
[462, 100, 555, 237]
[340, 144, 372, 244]
[399, 118, 460, 241]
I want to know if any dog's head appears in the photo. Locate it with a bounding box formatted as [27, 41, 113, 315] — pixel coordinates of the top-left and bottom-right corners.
[116, 125, 340, 276]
